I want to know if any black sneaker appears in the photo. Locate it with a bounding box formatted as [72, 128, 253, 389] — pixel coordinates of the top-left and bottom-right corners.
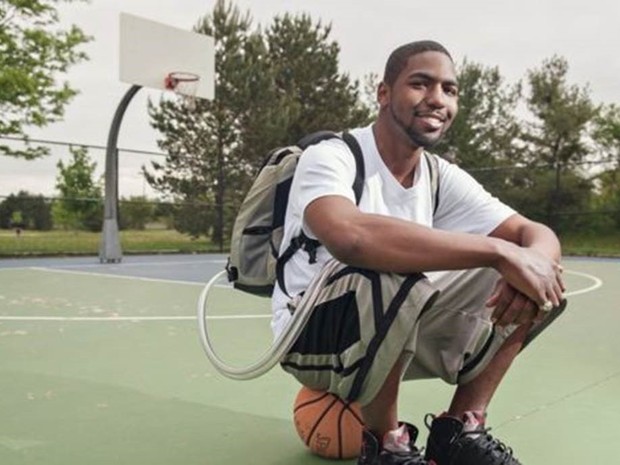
[424, 414, 521, 465]
[358, 422, 428, 465]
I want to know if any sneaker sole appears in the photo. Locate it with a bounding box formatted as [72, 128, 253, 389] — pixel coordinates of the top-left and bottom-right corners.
[522, 298, 567, 349]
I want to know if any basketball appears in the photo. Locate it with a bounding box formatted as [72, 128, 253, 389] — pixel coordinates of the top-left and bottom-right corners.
[293, 386, 365, 459]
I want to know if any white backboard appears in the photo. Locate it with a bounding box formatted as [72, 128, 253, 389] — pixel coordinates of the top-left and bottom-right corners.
[119, 13, 214, 100]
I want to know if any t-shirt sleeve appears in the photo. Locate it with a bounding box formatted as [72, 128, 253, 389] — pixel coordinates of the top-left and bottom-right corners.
[434, 160, 516, 235]
[291, 139, 357, 237]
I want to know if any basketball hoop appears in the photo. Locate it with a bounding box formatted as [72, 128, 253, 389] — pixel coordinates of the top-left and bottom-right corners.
[164, 71, 200, 110]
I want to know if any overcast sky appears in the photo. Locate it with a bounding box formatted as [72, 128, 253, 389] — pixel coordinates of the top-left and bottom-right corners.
[1, 0, 619, 198]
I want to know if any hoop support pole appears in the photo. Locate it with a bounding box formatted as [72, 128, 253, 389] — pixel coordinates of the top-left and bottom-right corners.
[99, 84, 142, 264]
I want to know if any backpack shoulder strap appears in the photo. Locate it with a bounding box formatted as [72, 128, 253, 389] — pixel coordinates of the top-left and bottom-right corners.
[342, 131, 365, 204]
[296, 130, 364, 204]
[297, 130, 340, 149]
[424, 152, 441, 215]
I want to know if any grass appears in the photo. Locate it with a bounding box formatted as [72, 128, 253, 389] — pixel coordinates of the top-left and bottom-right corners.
[0, 228, 224, 257]
[0, 229, 618, 258]
[561, 232, 620, 258]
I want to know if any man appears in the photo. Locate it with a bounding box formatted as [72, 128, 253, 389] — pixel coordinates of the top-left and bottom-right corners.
[272, 40, 566, 465]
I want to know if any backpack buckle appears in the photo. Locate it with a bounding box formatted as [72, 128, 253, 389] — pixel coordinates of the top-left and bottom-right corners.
[225, 257, 238, 282]
[301, 237, 321, 264]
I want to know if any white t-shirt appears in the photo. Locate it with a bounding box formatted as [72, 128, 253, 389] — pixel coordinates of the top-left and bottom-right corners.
[271, 125, 515, 337]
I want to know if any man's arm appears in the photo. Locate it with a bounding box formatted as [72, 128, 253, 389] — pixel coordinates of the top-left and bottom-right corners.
[489, 213, 562, 261]
[304, 195, 563, 309]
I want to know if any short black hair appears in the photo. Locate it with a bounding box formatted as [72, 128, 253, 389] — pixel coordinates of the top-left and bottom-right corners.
[383, 40, 453, 86]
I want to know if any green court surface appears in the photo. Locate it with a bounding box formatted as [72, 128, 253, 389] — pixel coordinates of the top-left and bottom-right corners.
[0, 255, 618, 464]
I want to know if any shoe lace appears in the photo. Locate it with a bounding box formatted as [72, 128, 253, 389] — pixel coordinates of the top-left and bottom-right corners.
[462, 427, 520, 465]
[424, 414, 520, 465]
[423, 413, 436, 429]
[388, 447, 427, 465]
[409, 446, 426, 463]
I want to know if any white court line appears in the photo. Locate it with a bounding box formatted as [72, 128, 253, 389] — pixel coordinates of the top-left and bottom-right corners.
[563, 269, 603, 297]
[43, 259, 227, 269]
[0, 259, 226, 272]
[0, 314, 270, 322]
[28, 266, 204, 287]
[27, 266, 605, 295]
[0, 268, 602, 323]
[0, 266, 33, 272]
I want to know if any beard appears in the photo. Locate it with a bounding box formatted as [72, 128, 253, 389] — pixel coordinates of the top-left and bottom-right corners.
[389, 103, 446, 149]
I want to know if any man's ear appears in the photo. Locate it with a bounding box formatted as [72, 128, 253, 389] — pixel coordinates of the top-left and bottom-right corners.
[377, 81, 390, 109]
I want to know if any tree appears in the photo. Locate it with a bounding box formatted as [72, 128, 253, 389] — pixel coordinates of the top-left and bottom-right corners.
[434, 59, 522, 195]
[594, 104, 620, 166]
[359, 72, 379, 120]
[590, 169, 620, 232]
[52, 145, 102, 231]
[0, 0, 90, 159]
[0, 191, 52, 230]
[152, 200, 175, 229]
[171, 200, 215, 239]
[146, 0, 372, 245]
[523, 56, 599, 167]
[264, 13, 371, 142]
[501, 169, 592, 233]
[520, 56, 600, 231]
[119, 196, 155, 230]
[10, 210, 24, 229]
[146, 0, 258, 244]
[592, 104, 620, 230]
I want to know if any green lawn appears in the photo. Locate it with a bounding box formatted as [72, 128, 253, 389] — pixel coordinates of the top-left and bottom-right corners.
[0, 228, 618, 258]
[560, 232, 620, 257]
[0, 229, 223, 257]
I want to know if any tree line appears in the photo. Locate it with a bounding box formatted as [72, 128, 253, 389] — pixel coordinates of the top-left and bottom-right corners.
[145, 0, 620, 242]
[2, 0, 618, 244]
[0, 145, 163, 232]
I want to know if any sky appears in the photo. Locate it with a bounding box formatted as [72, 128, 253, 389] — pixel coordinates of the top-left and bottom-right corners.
[1, 0, 619, 198]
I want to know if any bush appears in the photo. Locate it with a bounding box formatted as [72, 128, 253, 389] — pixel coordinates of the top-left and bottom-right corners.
[0, 191, 53, 230]
[119, 196, 155, 230]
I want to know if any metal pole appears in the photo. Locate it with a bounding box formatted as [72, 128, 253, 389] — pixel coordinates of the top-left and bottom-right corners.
[99, 85, 142, 263]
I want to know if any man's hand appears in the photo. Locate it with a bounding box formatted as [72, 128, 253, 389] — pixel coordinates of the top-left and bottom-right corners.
[486, 278, 548, 327]
[493, 244, 565, 312]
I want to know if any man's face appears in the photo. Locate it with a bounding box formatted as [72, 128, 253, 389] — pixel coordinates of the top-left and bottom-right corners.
[379, 51, 458, 149]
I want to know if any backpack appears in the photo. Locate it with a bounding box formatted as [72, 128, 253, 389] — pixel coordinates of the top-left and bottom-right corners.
[226, 131, 364, 297]
[226, 130, 441, 297]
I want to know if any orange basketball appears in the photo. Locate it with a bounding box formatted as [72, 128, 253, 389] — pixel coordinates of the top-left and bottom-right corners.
[293, 386, 365, 459]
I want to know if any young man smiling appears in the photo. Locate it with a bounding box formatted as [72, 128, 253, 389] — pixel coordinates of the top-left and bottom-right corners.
[273, 41, 566, 465]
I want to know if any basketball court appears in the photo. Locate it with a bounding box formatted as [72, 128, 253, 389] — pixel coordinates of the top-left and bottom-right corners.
[2, 11, 617, 465]
[0, 253, 618, 464]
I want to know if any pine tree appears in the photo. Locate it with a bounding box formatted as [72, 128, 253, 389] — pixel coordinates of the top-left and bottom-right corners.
[145, 0, 371, 245]
[520, 56, 600, 232]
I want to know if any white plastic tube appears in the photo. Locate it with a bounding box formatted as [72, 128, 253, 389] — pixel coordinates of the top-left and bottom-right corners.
[196, 270, 313, 380]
